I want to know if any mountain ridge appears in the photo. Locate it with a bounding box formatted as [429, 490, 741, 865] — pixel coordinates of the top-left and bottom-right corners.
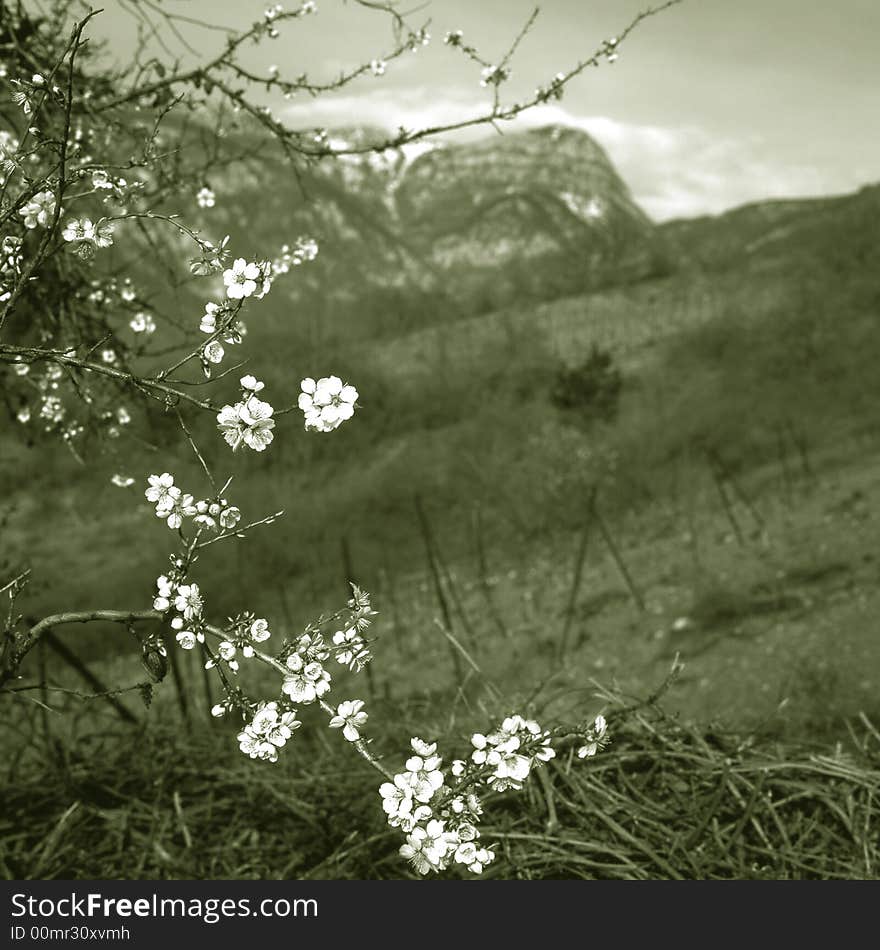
[185, 117, 878, 346]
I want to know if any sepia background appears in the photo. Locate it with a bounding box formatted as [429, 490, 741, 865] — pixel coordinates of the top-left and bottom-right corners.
[2, 0, 879, 879]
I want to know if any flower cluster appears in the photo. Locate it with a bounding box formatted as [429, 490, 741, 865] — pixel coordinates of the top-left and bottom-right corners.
[332, 626, 370, 672]
[189, 234, 313, 377]
[196, 186, 215, 208]
[469, 714, 555, 792]
[330, 585, 375, 671]
[238, 701, 302, 762]
[407, 27, 430, 50]
[282, 646, 332, 703]
[480, 64, 511, 88]
[209, 615, 273, 672]
[270, 236, 318, 275]
[298, 376, 358, 433]
[205, 587, 377, 766]
[90, 168, 133, 202]
[380, 737, 494, 875]
[379, 712, 609, 875]
[199, 302, 248, 366]
[13, 362, 77, 433]
[216, 381, 275, 451]
[145, 472, 242, 532]
[153, 571, 207, 650]
[129, 311, 156, 334]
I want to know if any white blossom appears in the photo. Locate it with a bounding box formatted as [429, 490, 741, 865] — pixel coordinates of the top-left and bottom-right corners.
[223, 258, 260, 299]
[92, 169, 112, 190]
[204, 339, 225, 364]
[153, 574, 175, 612]
[328, 699, 368, 742]
[480, 64, 510, 87]
[216, 395, 275, 452]
[577, 714, 609, 758]
[176, 629, 199, 650]
[196, 186, 215, 208]
[332, 626, 369, 670]
[403, 752, 444, 803]
[129, 312, 155, 334]
[298, 375, 358, 433]
[379, 774, 416, 822]
[238, 701, 301, 762]
[145, 473, 180, 512]
[281, 653, 331, 704]
[200, 302, 220, 334]
[174, 583, 203, 621]
[219, 505, 241, 530]
[19, 190, 55, 229]
[399, 820, 457, 875]
[249, 618, 271, 643]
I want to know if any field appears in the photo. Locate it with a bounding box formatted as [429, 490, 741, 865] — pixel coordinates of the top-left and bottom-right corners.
[3, 185, 880, 878]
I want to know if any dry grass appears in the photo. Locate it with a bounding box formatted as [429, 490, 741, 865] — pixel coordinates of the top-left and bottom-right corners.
[2, 695, 877, 880]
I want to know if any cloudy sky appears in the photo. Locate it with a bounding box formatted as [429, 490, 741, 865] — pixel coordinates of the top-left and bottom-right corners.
[90, 0, 879, 220]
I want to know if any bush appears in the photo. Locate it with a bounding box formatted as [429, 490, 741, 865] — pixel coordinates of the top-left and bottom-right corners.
[550, 344, 623, 422]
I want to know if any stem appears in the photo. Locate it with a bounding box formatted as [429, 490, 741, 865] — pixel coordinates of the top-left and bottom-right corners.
[241, 642, 393, 781]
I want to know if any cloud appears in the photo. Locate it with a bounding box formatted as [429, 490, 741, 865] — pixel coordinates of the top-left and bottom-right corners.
[281, 90, 857, 221]
[281, 86, 482, 133]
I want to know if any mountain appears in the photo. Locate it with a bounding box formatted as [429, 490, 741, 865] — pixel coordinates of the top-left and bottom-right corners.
[394, 125, 660, 296]
[97, 108, 880, 363]
[198, 123, 671, 341]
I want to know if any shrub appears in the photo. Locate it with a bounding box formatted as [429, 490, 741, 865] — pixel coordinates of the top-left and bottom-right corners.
[550, 344, 623, 422]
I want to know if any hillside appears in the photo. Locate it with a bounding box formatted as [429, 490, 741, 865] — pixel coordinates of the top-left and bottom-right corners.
[2, 123, 879, 717]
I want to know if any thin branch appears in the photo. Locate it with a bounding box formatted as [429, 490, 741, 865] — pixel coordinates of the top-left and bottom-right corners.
[0, 344, 217, 412]
[17, 609, 162, 661]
